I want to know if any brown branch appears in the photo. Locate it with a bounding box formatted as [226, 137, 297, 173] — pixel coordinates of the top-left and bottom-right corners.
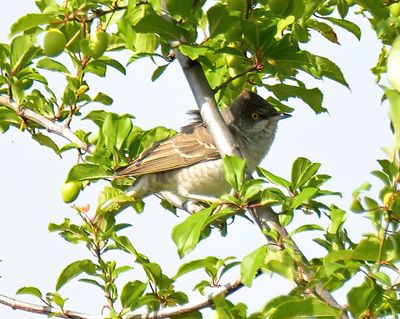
[126, 276, 244, 319]
[0, 294, 100, 319]
[0, 273, 251, 319]
[0, 96, 90, 152]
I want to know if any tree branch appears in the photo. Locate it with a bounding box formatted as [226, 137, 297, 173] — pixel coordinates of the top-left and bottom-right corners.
[0, 96, 89, 152]
[172, 44, 349, 319]
[0, 294, 100, 319]
[126, 276, 244, 319]
[0, 273, 250, 319]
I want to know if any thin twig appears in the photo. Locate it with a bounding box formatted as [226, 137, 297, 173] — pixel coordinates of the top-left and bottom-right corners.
[0, 294, 100, 319]
[0, 96, 89, 151]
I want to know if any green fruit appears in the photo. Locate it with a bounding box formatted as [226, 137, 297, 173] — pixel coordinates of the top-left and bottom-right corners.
[387, 35, 400, 92]
[285, 0, 305, 19]
[89, 31, 109, 59]
[61, 181, 82, 203]
[43, 29, 66, 57]
[268, 0, 290, 16]
[389, 3, 400, 17]
[383, 192, 395, 207]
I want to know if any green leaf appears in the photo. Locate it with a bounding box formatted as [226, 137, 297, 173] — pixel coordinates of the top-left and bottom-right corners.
[328, 207, 346, 235]
[56, 259, 97, 290]
[310, 55, 349, 88]
[174, 256, 219, 279]
[16, 286, 43, 299]
[31, 132, 59, 154]
[291, 157, 320, 190]
[290, 187, 318, 210]
[267, 297, 342, 319]
[240, 245, 266, 287]
[289, 224, 324, 236]
[347, 279, 380, 318]
[337, 0, 349, 18]
[10, 35, 40, 74]
[151, 64, 168, 82]
[258, 189, 283, 206]
[10, 13, 55, 36]
[265, 83, 326, 113]
[102, 113, 133, 151]
[172, 207, 211, 258]
[67, 163, 111, 182]
[240, 179, 264, 202]
[324, 17, 361, 40]
[97, 186, 140, 214]
[179, 44, 209, 60]
[120, 280, 147, 310]
[134, 12, 181, 41]
[78, 278, 104, 289]
[308, 20, 339, 44]
[83, 109, 110, 126]
[257, 167, 291, 189]
[207, 5, 238, 37]
[37, 57, 70, 73]
[265, 249, 295, 281]
[134, 32, 158, 53]
[374, 271, 391, 286]
[93, 92, 113, 106]
[166, 0, 193, 18]
[142, 262, 174, 289]
[99, 57, 126, 75]
[266, 96, 294, 113]
[223, 155, 246, 191]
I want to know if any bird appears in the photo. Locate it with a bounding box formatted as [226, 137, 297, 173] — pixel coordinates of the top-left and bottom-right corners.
[114, 90, 289, 205]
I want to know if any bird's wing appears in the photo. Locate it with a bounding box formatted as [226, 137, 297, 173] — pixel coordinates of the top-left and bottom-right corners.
[116, 124, 220, 176]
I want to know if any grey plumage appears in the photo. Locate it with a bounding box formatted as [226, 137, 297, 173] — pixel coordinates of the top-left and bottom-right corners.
[115, 90, 287, 201]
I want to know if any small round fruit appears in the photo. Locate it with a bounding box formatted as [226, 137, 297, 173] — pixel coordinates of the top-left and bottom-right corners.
[61, 181, 82, 203]
[268, 0, 290, 16]
[89, 31, 109, 59]
[389, 3, 400, 17]
[383, 192, 395, 207]
[43, 29, 66, 57]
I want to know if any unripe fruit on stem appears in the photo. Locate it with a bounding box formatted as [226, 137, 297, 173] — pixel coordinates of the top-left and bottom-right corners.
[89, 31, 109, 59]
[43, 29, 66, 57]
[383, 192, 395, 207]
[389, 3, 400, 17]
[61, 181, 82, 203]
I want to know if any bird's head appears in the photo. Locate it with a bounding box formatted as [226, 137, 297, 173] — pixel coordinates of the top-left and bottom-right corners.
[223, 90, 290, 137]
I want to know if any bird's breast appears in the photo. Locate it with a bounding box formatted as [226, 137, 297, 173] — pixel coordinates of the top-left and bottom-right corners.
[161, 159, 230, 197]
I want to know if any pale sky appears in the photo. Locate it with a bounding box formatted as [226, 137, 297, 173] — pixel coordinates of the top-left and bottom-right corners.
[0, 2, 392, 318]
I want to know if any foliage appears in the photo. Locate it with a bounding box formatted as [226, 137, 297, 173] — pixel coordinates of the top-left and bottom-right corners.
[1, 0, 400, 318]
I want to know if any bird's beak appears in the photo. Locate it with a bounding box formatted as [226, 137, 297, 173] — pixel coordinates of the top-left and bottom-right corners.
[279, 113, 292, 120]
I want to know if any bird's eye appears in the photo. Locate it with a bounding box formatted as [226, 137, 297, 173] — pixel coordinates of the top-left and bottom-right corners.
[251, 112, 260, 120]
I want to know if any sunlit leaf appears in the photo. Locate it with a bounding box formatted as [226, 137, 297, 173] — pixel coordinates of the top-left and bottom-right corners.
[240, 245, 266, 287]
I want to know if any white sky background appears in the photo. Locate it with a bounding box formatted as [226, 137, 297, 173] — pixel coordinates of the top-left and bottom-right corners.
[0, 1, 392, 318]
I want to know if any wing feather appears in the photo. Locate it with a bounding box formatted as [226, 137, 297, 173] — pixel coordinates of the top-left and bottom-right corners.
[116, 124, 220, 176]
